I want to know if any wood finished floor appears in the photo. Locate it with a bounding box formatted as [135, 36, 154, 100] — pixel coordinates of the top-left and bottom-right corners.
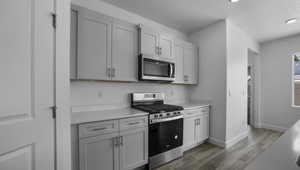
[155, 128, 283, 170]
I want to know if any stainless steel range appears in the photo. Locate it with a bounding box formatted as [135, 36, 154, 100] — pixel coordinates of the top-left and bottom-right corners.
[131, 93, 184, 169]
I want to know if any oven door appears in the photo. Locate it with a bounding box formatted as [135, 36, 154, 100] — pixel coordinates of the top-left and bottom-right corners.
[139, 55, 175, 82]
[149, 118, 183, 157]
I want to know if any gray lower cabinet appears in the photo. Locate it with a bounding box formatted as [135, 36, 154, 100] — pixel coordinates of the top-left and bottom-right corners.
[74, 116, 148, 170]
[183, 106, 209, 151]
[119, 128, 148, 170]
[79, 133, 119, 170]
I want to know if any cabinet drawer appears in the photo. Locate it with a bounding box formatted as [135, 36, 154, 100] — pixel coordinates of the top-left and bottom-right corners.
[120, 116, 148, 131]
[79, 120, 119, 138]
[184, 106, 209, 117]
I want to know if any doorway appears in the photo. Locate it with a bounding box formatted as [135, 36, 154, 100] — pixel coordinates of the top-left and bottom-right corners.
[248, 65, 255, 126]
[247, 50, 260, 127]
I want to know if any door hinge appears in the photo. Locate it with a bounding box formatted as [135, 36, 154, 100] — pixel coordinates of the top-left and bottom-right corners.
[51, 13, 57, 29]
[51, 106, 57, 119]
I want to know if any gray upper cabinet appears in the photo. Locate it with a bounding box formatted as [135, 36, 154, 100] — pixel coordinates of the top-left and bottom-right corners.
[138, 25, 160, 57]
[174, 40, 198, 85]
[77, 8, 112, 80]
[71, 6, 138, 82]
[112, 19, 138, 81]
[174, 40, 185, 84]
[159, 34, 174, 60]
[138, 25, 174, 60]
[183, 42, 198, 84]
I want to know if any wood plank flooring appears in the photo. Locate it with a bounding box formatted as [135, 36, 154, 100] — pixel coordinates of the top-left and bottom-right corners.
[155, 128, 282, 170]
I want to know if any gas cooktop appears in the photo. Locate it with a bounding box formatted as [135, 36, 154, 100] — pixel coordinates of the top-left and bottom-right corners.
[133, 104, 183, 114]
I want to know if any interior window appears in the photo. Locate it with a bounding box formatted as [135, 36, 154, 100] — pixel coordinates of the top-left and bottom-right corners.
[293, 53, 300, 106]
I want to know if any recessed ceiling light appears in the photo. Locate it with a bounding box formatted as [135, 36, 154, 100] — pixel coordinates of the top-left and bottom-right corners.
[229, 0, 241, 3]
[285, 18, 297, 24]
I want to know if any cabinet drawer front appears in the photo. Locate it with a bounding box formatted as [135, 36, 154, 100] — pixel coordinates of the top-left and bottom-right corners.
[79, 120, 119, 138]
[184, 107, 209, 117]
[120, 116, 148, 131]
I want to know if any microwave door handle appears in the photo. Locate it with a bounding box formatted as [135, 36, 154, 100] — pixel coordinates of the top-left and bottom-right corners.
[170, 64, 173, 78]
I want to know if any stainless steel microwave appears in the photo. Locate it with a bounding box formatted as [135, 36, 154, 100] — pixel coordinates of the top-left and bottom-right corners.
[138, 54, 175, 82]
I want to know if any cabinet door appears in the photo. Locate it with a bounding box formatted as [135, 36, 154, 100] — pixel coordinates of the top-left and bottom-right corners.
[79, 133, 119, 170]
[139, 25, 159, 57]
[183, 116, 196, 149]
[77, 8, 112, 80]
[184, 43, 198, 84]
[159, 34, 173, 60]
[174, 41, 184, 83]
[70, 9, 78, 79]
[112, 20, 138, 82]
[194, 117, 202, 143]
[200, 114, 209, 141]
[119, 128, 148, 170]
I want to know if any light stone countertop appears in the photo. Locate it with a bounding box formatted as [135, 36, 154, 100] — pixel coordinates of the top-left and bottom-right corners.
[245, 120, 300, 170]
[71, 101, 211, 124]
[71, 108, 148, 124]
[176, 101, 210, 110]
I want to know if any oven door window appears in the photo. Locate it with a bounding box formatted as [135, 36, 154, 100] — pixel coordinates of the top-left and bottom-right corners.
[143, 58, 171, 77]
[149, 118, 183, 156]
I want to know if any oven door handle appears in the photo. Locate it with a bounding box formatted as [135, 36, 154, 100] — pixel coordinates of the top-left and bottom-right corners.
[150, 115, 183, 124]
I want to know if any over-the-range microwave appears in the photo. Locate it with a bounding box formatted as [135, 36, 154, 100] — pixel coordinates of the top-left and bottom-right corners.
[138, 54, 175, 82]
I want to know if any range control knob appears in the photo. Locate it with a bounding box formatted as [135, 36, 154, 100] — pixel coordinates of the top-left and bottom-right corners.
[159, 114, 163, 117]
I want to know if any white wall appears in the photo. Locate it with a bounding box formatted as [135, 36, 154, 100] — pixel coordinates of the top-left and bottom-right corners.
[260, 34, 300, 131]
[70, 0, 190, 111]
[71, 81, 189, 111]
[188, 20, 228, 144]
[188, 20, 260, 147]
[225, 19, 260, 143]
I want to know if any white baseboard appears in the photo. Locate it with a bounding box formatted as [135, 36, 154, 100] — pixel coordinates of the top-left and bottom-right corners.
[183, 141, 205, 152]
[260, 123, 288, 132]
[208, 137, 226, 148]
[225, 130, 249, 148]
[209, 130, 249, 148]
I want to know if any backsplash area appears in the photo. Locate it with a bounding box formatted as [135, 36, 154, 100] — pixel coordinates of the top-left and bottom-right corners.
[71, 81, 189, 112]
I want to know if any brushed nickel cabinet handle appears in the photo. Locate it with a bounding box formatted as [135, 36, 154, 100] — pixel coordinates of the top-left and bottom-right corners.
[114, 136, 119, 147]
[128, 122, 140, 126]
[107, 68, 111, 77]
[90, 127, 107, 131]
[119, 136, 123, 146]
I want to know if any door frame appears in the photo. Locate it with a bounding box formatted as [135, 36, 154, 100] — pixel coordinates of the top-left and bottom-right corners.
[55, 0, 72, 170]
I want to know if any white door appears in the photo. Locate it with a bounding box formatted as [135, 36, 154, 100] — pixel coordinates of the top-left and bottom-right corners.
[184, 43, 198, 84]
[119, 128, 148, 170]
[79, 133, 119, 170]
[70, 9, 78, 80]
[174, 42, 185, 83]
[77, 8, 112, 80]
[139, 26, 159, 57]
[183, 116, 196, 149]
[0, 0, 55, 170]
[159, 35, 173, 60]
[112, 19, 138, 82]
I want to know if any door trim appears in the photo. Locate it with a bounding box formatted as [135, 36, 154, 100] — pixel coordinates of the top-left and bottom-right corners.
[55, 0, 72, 170]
